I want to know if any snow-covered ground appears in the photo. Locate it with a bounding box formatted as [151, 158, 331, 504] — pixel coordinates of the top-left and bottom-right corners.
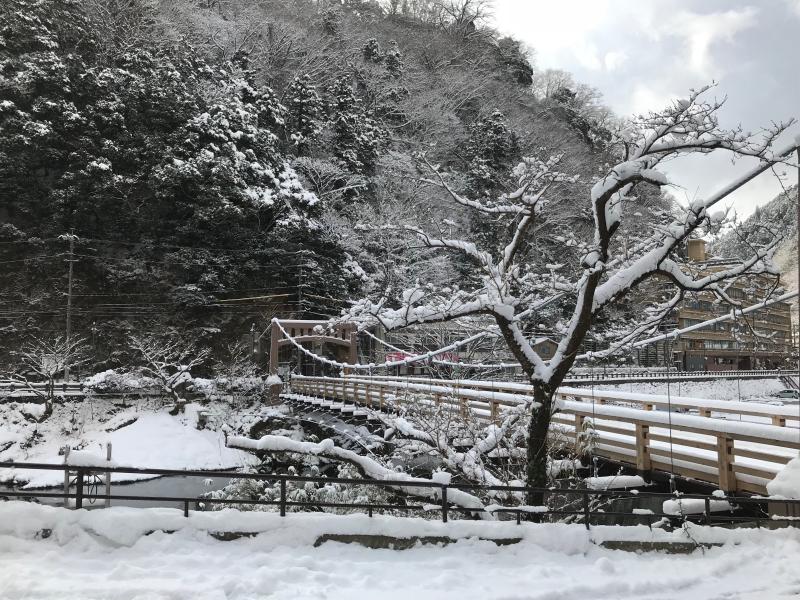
[597, 378, 788, 404]
[1, 502, 800, 599]
[0, 400, 256, 488]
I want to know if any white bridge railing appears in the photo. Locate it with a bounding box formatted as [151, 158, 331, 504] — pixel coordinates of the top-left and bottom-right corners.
[289, 375, 800, 496]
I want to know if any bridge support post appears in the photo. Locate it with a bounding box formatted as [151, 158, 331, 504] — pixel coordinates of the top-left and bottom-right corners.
[574, 415, 585, 456]
[268, 321, 281, 404]
[346, 326, 357, 375]
[635, 423, 651, 478]
[716, 435, 736, 493]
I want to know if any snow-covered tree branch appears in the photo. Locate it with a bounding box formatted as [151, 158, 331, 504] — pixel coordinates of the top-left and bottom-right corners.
[342, 86, 797, 499]
[129, 334, 211, 412]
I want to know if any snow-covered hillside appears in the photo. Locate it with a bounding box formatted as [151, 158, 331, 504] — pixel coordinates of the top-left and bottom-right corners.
[713, 185, 799, 310]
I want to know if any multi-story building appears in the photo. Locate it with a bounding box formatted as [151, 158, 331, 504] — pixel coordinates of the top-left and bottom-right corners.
[647, 239, 793, 371]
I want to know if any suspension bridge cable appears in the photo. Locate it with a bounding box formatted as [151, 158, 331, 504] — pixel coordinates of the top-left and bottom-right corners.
[273, 318, 488, 370]
[361, 329, 520, 370]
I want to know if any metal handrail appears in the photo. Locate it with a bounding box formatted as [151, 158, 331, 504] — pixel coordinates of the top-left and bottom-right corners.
[2, 461, 799, 528]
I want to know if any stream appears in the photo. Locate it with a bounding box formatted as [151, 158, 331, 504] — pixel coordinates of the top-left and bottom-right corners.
[0, 474, 234, 510]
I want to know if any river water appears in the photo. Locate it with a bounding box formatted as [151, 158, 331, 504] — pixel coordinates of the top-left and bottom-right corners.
[0, 474, 233, 510]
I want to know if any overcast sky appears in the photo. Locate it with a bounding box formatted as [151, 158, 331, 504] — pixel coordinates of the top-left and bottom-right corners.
[493, 0, 799, 220]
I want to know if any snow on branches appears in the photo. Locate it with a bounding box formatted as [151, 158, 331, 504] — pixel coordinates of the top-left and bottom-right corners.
[346, 86, 794, 384]
[227, 433, 490, 515]
[342, 86, 796, 491]
[128, 334, 210, 411]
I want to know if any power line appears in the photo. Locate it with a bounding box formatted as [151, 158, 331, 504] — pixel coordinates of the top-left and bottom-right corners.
[0, 255, 64, 265]
[0, 235, 324, 255]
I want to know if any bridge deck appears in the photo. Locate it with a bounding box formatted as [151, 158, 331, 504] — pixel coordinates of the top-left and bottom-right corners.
[290, 375, 800, 496]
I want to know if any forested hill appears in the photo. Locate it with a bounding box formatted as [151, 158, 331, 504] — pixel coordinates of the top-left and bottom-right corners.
[0, 0, 614, 370]
[713, 186, 798, 297]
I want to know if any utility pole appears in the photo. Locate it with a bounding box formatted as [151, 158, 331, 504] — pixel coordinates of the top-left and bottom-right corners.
[796, 148, 799, 408]
[63, 232, 77, 381]
[298, 264, 304, 316]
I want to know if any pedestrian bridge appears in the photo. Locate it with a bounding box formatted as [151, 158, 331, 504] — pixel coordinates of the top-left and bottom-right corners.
[288, 375, 800, 496]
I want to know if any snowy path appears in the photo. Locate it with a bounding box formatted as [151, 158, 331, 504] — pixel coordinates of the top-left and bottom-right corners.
[1, 503, 800, 600]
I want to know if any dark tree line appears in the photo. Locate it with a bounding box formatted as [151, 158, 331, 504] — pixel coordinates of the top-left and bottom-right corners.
[0, 0, 616, 372]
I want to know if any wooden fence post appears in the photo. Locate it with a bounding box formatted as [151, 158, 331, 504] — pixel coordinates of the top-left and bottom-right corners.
[63, 446, 71, 508]
[75, 468, 84, 509]
[105, 443, 112, 508]
[716, 435, 736, 492]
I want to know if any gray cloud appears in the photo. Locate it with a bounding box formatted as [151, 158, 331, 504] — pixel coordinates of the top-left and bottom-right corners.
[494, 0, 799, 218]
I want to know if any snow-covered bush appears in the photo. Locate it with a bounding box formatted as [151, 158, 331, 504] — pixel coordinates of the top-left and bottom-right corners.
[205, 462, 402, 517]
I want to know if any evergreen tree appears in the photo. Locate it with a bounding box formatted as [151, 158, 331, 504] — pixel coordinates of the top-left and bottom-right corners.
[362, 38, 382, 63]
[465, 110, 519, 197]
[326, 77, 386, 176]
[384, 40, 404, 78]
[284, 75, 322, 155]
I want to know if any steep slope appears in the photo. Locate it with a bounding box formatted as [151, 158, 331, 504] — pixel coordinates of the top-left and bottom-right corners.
[713, 186, 798, 304]
[0, 0, 614, 370]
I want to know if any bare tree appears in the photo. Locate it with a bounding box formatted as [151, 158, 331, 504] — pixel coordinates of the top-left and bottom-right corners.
[11, 335, 89, 421]
[129, 334, 210, 412]
[346, 86, 796, 500]
[212, 341, 266, 405]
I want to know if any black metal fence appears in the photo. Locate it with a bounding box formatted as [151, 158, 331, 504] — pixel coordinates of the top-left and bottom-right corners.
[3, 461, 800, 529]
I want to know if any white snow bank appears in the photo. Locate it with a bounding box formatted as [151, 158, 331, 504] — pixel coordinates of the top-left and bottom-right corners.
[4, 503, 800, 599]
[2, 501, 800, 550]
[20, 403, 46, 420]
[585, 475, 646, 490]
[266, 374, 282, 386]
[3, 413, 255, 489]
[767, 456, 800, 499]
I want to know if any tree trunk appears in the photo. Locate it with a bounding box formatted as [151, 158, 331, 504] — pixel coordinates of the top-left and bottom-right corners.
[526, 381, 554, 506]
